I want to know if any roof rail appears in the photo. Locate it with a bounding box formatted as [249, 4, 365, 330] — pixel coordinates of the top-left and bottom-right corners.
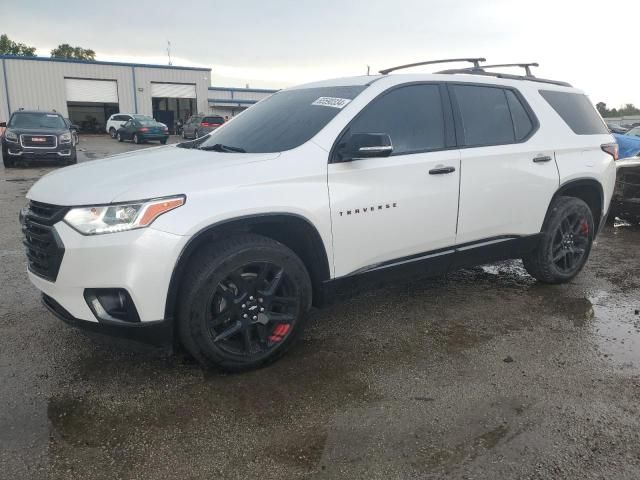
[437, 64, 572, 88]
[379, 58, 486, 75]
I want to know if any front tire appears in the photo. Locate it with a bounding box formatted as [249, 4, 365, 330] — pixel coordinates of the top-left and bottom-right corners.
[177, 234, 312, 371]
[117, 133, 123, 142]
[109, 127, 117, 139]
[523, 196, 594, 284]
[133, 134, 141, 144]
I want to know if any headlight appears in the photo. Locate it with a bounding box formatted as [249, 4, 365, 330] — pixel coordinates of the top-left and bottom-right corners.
[5, 130, 18, 142]
[63, 195, 185, 235]
[59, 132, 72, 144]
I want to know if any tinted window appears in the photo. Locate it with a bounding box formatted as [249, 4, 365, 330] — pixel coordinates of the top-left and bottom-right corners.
[203, 116, 224, 124]
[9, 112, 66, 129]
[505, 90, 534, 141]
[453, 85, 514, 147]
[344, 84, 445, 155]
[199, 86, 366, 153]
[539, 90, 608, 135]
[627, 127, 640, 137]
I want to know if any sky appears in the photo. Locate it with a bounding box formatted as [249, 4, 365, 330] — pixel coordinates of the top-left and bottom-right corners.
[1, 0, 638, 107]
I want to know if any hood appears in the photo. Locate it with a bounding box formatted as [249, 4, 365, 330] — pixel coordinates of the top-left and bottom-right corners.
[27, 145, 280, 206]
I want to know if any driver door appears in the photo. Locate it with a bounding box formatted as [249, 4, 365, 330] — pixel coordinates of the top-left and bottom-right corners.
[328, 83, 461, 278]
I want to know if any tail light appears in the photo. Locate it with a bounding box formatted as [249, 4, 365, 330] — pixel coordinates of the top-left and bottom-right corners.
[201, 122, 220, 127]
[601, 143, 619, 161]
[139, 127, 149, 132]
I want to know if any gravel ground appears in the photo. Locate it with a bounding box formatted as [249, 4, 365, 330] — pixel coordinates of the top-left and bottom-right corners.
[1, 135, 640, 480]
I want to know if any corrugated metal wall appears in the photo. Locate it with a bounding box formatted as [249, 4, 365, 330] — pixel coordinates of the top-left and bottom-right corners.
[0, 60, 9, 121]
[0, 57, 211, 119]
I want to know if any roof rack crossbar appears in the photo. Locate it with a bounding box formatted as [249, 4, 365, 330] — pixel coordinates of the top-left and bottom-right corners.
[470, 62, 540, 77]
[379, 57, 486, 75]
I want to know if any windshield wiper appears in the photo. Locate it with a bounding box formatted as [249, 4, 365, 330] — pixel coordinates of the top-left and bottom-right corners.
[198, 143, 246, 153]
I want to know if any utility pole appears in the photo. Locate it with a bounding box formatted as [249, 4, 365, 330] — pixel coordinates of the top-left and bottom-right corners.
[167, 41, 172, 66]
[366, 65, 370, 75]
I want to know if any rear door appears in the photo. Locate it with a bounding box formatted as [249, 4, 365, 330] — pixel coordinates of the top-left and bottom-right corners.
[328, 83, 461, 278]
[451, 84, 559, 244]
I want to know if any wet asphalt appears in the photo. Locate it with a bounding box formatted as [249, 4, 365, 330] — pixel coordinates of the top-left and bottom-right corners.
[1, 136, 640, 479]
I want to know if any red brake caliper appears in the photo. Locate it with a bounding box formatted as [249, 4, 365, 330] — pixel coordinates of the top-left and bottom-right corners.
[268, 324, 290, 343]
[579, 219, 589, 235]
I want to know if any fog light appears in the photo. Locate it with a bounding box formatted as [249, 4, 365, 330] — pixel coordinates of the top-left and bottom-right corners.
[84, 288, 140, 323]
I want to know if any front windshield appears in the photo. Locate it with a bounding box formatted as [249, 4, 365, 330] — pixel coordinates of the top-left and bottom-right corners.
[9, 112, 66, 129]
[198, 85, 366, 153]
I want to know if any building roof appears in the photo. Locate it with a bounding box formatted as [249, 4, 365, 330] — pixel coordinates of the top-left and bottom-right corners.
[0, 54, 211, 72]
[208, 86, 278, 94]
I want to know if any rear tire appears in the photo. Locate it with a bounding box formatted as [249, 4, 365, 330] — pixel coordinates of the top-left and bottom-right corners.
[177, 234, 312, 372]
[523, 196, 594, 284]
[117, 133, 123, 142]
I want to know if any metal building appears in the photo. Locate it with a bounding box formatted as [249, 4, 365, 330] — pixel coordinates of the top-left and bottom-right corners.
[0, 55, 211, 132]
[208, 86, 278, 119]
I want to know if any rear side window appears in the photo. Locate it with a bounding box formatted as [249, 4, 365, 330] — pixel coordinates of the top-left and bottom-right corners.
[345, 84, 445, 155]
[202, 116, 224, 124]
[452, 85, 515, 147]
[505, 90, 534, 141]
[539, 90, 608, 135]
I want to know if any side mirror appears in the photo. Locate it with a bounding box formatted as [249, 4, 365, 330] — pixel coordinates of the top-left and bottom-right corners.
[0, 122, 6, 128]
[336, 133, 393, 162]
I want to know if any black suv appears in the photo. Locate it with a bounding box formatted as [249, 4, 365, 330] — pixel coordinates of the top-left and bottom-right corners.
[1, 110, 78, 168]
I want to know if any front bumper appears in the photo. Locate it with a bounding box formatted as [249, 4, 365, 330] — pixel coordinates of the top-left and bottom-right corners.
[27, 221, 188, 326]
[42, 294, 173, 346]
[4, 139, 74, 160]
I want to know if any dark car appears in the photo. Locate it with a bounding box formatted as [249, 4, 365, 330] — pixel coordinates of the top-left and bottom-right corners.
[1, 110, 77, 168]
[612, 158, 640, 222]
[182, 115, 225, 140]
[116, 119, 169, 144]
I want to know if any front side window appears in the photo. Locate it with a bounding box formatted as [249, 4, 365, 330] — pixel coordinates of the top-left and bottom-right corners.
[452, 85, 515, 147]
[198, 85, 366, 153]
[341, 84, 445, 156]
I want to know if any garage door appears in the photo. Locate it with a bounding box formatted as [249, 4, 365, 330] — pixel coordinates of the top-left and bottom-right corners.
[151, 83, 196, 98]
[65, 79, 118, 103]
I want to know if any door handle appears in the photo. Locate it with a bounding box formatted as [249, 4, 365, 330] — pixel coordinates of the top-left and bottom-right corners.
[429, 166, 456, 175]
[533, 155, 552, 163]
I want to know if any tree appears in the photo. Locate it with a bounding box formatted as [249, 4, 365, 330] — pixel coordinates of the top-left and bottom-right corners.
[51, 44, 96, 61]
[0, 34, 36, 56]
[596, 102, 607, 117]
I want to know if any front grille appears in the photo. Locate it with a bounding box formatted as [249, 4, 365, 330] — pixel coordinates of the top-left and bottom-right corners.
[21, 201, 69, 281]
[20, 134, 57, 148]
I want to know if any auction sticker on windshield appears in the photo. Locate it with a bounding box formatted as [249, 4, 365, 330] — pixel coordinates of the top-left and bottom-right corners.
[311, 97, 352, 109]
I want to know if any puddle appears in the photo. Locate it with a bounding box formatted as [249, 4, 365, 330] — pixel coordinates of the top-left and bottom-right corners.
[589, 291, 640, 371]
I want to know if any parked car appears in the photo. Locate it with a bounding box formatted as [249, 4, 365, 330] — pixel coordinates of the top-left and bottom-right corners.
[613, 133, 640, 159]
[22, 60, 617, 371]
[607, 121, 629, 134]
[1, 110, 77, 167]
[612, 157, 640, 222]
[182, 115, 225, 140]
[116, 119, 169, 144]
[106, 113, 154, 138]
[64, 118, 80, 145]
[625, 126, 640, 138]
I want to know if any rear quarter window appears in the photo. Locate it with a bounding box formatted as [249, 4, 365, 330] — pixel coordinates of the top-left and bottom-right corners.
[539, 90, 608, 135]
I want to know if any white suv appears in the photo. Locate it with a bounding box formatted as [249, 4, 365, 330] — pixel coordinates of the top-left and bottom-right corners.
[105, 113, 153, 138]
[22, 59, 618, 371]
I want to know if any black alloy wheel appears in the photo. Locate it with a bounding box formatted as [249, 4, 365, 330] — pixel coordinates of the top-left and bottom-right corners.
[550, 211, 590, 274]
[177, 234, 312, 371]
[523, 196, 594, 284]
[207, 262, 300, 357]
